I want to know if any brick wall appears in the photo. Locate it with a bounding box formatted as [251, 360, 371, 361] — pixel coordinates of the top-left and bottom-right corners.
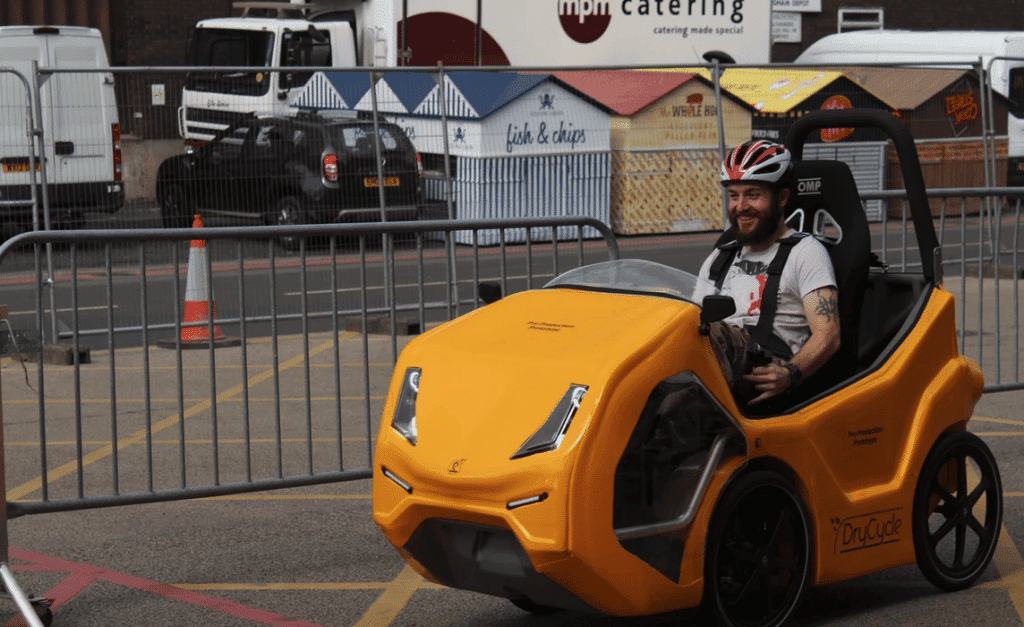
[774, 0, 1024, 62]
[118, 0, 233, 65]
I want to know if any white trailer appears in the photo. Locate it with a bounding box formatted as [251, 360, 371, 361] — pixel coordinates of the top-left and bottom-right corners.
[794, 29, 1022, 97]
[179, 0, 773, 141]
[795, 29, 1024, 188]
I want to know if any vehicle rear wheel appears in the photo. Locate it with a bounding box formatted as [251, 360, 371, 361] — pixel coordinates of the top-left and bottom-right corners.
[159, 183, 194, 229]
[913, 430, 1002, 592]
[704, 471, 811, 627]
[272, 195, 308, 251]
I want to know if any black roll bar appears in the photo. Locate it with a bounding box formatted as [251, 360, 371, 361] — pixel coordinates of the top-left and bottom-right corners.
[784, 109, 940, 282]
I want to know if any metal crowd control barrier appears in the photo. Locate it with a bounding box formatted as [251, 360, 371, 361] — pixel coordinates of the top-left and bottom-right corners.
[0, 216, 618, 510]
[0, 216, 616, 625]
[0, 66, 50, 627]
[863, 187, 1024, 393]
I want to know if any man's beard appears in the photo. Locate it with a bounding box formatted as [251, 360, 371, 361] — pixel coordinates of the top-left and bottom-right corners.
[731, 196, 783, 247]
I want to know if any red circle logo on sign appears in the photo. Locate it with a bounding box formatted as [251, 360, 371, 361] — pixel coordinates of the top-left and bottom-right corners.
[820, 95, 854, 143]
[558, 0, 612, 44]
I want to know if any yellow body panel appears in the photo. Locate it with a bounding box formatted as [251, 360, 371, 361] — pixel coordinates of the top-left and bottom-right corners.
[372, 282, 983, 615]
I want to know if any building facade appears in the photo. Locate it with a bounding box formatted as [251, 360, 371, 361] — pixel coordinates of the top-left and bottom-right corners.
[4, 1, 1024, 67]
[773, 0, 1024, 62]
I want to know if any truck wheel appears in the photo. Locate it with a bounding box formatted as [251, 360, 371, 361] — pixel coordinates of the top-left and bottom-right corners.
[913, 430, 1002, 592]
[159, 183, 194, 229]
[703, 471, 811, 627]
[272, 195, 308, 251]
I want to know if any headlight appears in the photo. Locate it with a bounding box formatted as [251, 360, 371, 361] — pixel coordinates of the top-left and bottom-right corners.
[391, 367, 420, 445]
[511, 384, 588, 460]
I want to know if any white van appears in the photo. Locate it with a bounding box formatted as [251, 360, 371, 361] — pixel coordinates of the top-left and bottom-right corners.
[0, 25, 124, 226]
[794, 30, 1024, 97]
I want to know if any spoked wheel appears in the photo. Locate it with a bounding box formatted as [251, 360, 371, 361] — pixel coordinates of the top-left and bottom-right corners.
[159, 183, 194, 229]
[272, 195, 309, 251]
[913, 430, 1002, 592]
[508, 596, 561, 615]
[704, 471, 811, 627]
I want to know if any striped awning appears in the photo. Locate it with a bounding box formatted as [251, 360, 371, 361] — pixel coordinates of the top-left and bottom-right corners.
[292, 72, 373, 110]
[414, 72, 550, 119]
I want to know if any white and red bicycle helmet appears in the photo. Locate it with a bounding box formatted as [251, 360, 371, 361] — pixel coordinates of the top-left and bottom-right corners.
[720, 140, 792, 186]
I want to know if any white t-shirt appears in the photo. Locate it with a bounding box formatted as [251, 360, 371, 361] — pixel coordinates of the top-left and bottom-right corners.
[698, 232, 837, 356]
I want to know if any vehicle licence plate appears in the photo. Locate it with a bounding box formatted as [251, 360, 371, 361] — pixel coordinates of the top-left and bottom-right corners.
[2, 162, 40, 174]
[363, 176, 400, 188]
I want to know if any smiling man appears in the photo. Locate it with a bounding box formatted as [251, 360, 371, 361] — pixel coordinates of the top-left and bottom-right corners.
[698, 140, 840, 408]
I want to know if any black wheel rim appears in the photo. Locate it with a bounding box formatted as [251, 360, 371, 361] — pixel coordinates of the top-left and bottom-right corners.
[715, 485, 807, 627]
[922, 443, 1000, 580]
[276, 199, 303, 249]
[162, 186, 190, 227]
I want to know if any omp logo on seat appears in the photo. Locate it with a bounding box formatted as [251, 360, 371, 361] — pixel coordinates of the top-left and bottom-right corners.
[558, 0, 612, 44]
[797, 177, 822, 195]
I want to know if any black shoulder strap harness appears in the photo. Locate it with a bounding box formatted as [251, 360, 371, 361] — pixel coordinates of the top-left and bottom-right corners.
[708, 234, 808, 359]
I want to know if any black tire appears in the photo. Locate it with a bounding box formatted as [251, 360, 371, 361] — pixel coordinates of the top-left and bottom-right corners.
[704, 471, 812, 627]
[159, 182, 195, 229]
[508, 596, 561, 615]
[912, 430, 1002, 592]
[271, 195, 308, 251]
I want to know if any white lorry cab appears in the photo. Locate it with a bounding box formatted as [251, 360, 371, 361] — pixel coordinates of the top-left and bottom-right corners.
[0, 25, 124, 225]
[180, 6, 358, 142]
[795, 29, 1024, 97]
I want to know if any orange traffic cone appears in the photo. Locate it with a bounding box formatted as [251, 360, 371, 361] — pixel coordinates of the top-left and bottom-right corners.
[159, 214, 239, 349]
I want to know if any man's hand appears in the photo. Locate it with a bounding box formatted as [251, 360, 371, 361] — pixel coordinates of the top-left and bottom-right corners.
[743, 286, 841, 405]
[743, 362, 795, 404]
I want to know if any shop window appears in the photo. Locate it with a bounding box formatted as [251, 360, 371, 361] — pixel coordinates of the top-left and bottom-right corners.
[838, 7, 883, 33]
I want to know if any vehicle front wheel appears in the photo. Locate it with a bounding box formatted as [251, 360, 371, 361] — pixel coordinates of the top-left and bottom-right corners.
[159, 183, 195, 229]
[913, 430, 1002, 592]
[703, 471, 812, 627]
[271, 195, 309, 251]
[508, 596, 561, 615]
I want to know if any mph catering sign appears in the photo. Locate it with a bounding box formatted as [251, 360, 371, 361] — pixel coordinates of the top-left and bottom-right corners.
[548, 0, 770, 65]
[390, 0, 772, 66]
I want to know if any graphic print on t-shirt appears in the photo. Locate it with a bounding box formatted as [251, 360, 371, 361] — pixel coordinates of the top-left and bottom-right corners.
[734, 259, 769, 316]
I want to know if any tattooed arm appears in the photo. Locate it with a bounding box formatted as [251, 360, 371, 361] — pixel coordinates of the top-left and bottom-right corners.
[791, 286, 841, 378]
[744, 286, 840, 403]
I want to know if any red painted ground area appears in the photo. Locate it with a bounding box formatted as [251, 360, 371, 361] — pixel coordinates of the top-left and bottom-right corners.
[4, 547, 326, 627]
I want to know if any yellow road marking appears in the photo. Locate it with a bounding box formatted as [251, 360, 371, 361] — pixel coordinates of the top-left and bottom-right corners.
[974, 432, 1024, 437]
[175, 579, 442, 591]
[353, 565, 425, 627]
[2, 397, 385, 405]
[993, 524, 1024, 618]
[6, 437, 369, 446]
[5, 333, 358, 502]
[965, 464, 1024, 623]
[196, 494, 370, 501]
[4, 363, 395, 372]
[9, 493, 372, 504]
[973, 416, 1024, 427]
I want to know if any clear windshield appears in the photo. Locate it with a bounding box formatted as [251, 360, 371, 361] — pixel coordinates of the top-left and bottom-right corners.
[544, 259, 719, 305]
[185, 28, 275, 96]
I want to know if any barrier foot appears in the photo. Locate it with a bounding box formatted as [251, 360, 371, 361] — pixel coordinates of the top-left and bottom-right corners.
[0, 563, 50, 627]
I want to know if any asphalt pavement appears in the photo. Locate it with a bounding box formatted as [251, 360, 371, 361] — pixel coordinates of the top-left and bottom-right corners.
[0, 211, 1023, 626]
[0, 310, 1022, 627]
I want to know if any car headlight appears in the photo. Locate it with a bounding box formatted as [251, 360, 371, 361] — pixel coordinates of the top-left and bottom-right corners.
[511, 384, 588, 460]
[391, 367, 420, 445]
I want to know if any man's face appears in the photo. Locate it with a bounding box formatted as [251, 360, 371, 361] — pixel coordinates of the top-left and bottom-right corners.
[728, 182, 787, 247]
